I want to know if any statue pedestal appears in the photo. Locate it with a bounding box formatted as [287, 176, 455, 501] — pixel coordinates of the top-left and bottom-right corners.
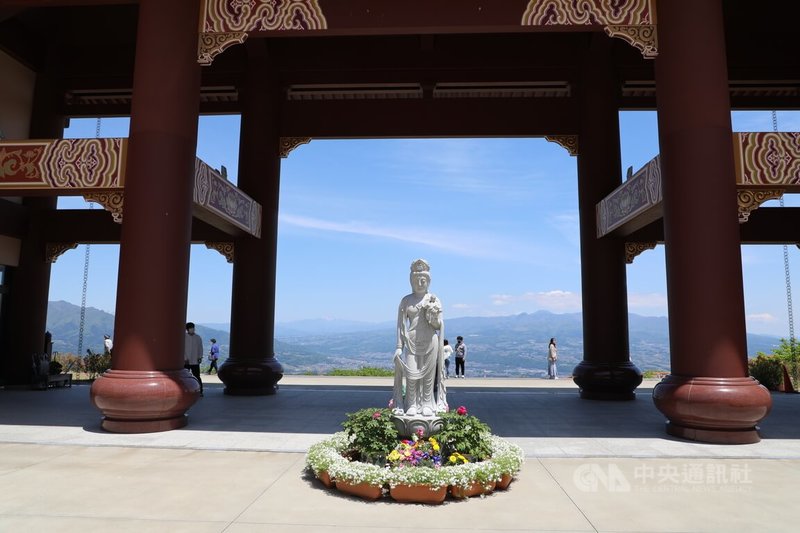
[391, 414, 444, 438]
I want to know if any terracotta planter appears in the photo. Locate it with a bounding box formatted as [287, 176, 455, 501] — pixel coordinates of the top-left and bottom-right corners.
[316, 470, 333, 488]
[450, 480, 496, 499]
[390, 483, 447, 504]
[335, 480, 383, 501]
[496, 474, 513, 490]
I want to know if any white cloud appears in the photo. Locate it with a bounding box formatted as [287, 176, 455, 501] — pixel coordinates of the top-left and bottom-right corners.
[489, 289, 582, 312]
[279, 212, 554, 264]
[746, 313, 776, 323]
[628, 292, 668, 311]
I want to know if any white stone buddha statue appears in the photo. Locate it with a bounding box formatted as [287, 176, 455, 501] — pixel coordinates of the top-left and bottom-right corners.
[392, 259, 448, 417]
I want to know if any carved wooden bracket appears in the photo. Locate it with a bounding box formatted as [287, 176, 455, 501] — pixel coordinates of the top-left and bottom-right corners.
[46, 243, 78, 263]
[544, 135, 579, 156]
[604, 25, 658, 58]
[198, 32, 248, 65]
[280, 137, 312, 158]
[625, 242, 657, 264]
[205, 242, 234, 263]
[737, 189, 784, 223]
[84, 192, 124, 224]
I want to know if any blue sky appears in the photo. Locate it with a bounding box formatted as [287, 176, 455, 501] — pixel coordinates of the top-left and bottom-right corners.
[52, 110, 800, 336]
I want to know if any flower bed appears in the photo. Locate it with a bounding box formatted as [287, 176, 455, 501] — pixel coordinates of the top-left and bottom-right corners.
[306, 431, 524, 503]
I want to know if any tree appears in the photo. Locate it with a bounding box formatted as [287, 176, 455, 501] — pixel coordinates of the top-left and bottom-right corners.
[758, 338, 799, 387]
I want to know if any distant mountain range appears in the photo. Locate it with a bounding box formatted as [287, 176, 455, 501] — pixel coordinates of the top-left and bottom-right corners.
[46, 301, 783, 377]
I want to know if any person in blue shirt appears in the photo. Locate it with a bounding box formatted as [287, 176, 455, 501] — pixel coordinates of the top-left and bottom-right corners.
[208, 338, 220, 375]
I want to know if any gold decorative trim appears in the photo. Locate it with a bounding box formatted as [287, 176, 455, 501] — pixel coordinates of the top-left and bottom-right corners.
[604, 25, 658, 58]
[625, 242, 657, 264]
[737, 189, 784, 223]
[280, 137, 312, 158]
[84, 192, 124, 224]
[194, 160, 262, 238]
[522, 0, 655, 25]
[733, 132, 800, 187]
[201, 0, 328, 32]
[46, 243, 78, 263]
[544, 135, 579, 156]
[0, 138, 127, 190]
[205, 242, 234, 263]
[198, 31, 248, 65]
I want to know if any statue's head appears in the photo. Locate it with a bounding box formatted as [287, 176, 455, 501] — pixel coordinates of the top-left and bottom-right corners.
[409, 258, 431, 294]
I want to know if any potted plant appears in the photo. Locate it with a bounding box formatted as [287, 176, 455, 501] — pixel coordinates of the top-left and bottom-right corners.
[305, 405, 525, 504]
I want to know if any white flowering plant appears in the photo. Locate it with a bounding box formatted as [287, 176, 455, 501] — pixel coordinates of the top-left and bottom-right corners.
[306, 431, 524, 490]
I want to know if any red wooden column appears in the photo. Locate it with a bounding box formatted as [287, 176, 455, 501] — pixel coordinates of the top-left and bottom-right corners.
[218, 42, 284, 395]
[3, 69, 62, 386]
[652, 0, 772, 443]
[572, 34, 642, 400]
[91, 0, 202, 432]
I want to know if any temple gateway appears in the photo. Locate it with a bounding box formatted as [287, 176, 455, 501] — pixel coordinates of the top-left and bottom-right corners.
[1, 0, 797, 443]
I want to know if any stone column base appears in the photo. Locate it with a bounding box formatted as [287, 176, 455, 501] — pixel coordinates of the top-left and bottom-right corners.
[653, 375, 773, 444]
[90, 369, 201, 433]
[572, 360, 643, 400]
[218, 354, 283, 395]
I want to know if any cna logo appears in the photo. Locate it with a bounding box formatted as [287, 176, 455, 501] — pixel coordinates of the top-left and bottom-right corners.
[573, 463, 631, 492]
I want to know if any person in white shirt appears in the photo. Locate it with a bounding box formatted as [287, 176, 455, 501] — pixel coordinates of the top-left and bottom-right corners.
[547, 337, 558, 379]
[103, 335, 113, 356]
[442, 339, 453, 379]
[184, 322, 204, 395]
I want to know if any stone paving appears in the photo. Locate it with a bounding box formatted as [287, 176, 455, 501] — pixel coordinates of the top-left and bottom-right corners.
[1, 376, 798, 531]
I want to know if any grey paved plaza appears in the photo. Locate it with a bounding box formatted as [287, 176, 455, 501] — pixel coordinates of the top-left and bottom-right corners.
[1, 376, 798, 531]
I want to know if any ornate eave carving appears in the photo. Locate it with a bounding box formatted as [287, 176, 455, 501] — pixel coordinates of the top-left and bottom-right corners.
[199, 0, 327, 65]
[280, 137, 312, 158]
[544, 135, 579, 156]
[46, 243, 78, 263]
[84, 192, 124, 224]
[604, 25, 658, 59]
[737, 189, 784, 223]
[625, 242, 657, 264]
[0, 138, 127, 190]
[521, 0, 657, 58]
[198, 32, 248, 65]
[205, 242, 234, 263]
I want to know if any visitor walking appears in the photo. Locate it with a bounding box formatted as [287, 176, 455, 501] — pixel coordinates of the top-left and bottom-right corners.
[184, 322, 204, 395]
[442, 339, 453, 378]
[454, 336, 467, 378]
[208, 338, 220, 374]
[103, 334, 113, 356]
[547, 337, 558, 379]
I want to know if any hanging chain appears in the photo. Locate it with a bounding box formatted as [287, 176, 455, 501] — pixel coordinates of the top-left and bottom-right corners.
[77, 118, 100, 356]
[772, 110, 796, 356]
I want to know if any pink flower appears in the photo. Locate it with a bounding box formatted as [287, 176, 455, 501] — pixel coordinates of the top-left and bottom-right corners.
[416, 428, 425, 437]
[388, 399, 394, 408]
[456, 406, 468, 416]
[372, 411, 381, 419]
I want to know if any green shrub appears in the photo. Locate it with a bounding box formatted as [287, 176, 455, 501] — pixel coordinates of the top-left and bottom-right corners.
[341, 408, 399, 464]
[53, 353, 84, 374]
[758, 338, 800, 388]
[84, 350, 112, 380]
[748, 354, 783, 391]
[437, 408, 493, 462]
[48, 360, 63, 375]
[328, 366, 393, 377]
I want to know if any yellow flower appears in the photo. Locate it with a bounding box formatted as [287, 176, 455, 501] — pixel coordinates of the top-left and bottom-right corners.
[448, 454, 457, 463]
[388, 450, 401, 461]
